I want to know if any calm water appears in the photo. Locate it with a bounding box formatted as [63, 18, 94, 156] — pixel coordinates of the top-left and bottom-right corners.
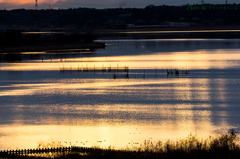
[0, 38, 240, 150]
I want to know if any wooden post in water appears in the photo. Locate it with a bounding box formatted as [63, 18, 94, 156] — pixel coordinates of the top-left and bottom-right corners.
[155, 68, 157, 77]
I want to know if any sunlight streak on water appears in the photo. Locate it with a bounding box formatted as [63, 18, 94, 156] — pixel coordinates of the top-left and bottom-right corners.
[120, 30, 240, 34]
[0, 75, 239, 150]
[0, 121, 217, 150]
[1, 50, 240, 71]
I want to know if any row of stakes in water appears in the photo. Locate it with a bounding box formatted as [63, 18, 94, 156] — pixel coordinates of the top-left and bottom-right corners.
[167, 69, 189, 75]
[60, 65, 129, 73]
[60, 65, 189, 78]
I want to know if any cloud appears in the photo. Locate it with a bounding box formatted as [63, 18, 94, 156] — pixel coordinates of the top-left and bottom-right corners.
[0, 0, 58, 5]
[0, 0, 59, 9]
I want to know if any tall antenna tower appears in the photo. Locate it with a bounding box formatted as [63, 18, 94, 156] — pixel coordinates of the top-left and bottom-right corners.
[35, 0, 38, 10]
[201, 0, 204, 5]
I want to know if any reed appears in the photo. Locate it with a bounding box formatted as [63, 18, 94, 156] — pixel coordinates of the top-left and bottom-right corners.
[1, 129, 239, 159]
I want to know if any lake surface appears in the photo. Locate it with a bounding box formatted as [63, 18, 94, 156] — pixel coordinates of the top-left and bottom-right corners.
[0, 38, 240, 150]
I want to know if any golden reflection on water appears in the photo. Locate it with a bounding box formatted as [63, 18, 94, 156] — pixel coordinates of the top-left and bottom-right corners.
[0, 76, 232, 150]
[0, 50, 239, 71]
[0, 79, 180, 96]
[22, 31, 62, 34]
[0, 48, 237, 150]
[20, 52, 47, 54]
[0, 121, 217, 150]
[120, 30, 240, 34]
[0, 78, 211, 97]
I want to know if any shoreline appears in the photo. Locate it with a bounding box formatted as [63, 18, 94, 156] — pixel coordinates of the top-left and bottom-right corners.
[0, 42, 105, 53]
[93, 27, 240, 39]
[62, 25, 240, 34]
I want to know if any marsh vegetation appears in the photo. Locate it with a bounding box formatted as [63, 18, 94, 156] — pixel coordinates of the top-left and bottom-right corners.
[1, 129, 240, 159]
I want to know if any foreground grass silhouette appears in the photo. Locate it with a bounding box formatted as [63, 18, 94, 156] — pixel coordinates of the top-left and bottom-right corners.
[3, 129, 240, 159]
[58, 129, 240, 159]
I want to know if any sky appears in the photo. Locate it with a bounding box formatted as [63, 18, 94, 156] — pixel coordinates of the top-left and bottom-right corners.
[0, 0, 238, 10]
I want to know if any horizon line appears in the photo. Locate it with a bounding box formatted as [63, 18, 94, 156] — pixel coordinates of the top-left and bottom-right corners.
[0, 2, 239, 11]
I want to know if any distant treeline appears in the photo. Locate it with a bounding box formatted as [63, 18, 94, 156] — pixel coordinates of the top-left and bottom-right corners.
[0, 4, 239, 29]
[0, 29, 95, 47]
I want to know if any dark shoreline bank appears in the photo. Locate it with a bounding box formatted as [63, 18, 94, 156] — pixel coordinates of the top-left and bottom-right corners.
[0, 29, 105, 53]
[0, 42, 106, 53]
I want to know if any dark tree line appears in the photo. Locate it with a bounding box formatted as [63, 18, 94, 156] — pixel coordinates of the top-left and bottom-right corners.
[0, 4, 239, 28]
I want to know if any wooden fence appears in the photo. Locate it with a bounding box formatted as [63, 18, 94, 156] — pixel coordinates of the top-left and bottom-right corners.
[0, 147, 72, 157]
[0, 146, 129, 158]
